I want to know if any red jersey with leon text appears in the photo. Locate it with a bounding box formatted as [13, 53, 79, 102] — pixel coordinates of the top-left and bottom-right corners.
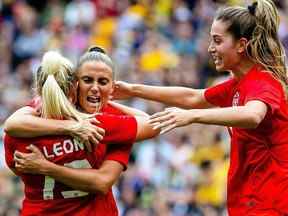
[205, 65, 288, 216]
[4, 112, 137, 216]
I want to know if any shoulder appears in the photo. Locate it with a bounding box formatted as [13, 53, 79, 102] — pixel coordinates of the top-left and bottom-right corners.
[252, 70, 282, 88]
[102, 104, 125, 115]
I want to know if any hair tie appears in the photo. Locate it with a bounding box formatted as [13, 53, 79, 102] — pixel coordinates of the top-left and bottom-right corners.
[248, 2, 257, 16]
[88, 46, 106, 54]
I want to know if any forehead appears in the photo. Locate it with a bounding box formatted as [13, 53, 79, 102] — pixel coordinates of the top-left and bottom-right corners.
[210, 20, 230, 37]
[78, 61, 113, 78]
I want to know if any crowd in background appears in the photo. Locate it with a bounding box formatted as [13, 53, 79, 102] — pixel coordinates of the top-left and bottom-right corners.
[0, 0, 287, 215]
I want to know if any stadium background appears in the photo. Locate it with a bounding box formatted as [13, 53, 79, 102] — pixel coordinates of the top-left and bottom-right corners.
[0, 0, 287, 215]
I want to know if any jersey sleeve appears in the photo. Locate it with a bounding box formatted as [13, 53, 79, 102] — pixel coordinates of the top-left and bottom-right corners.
[95, 114, 137, 170]
[96, 114, 137, 145]
[204, 79, 235, 107]
[244, 77, 282, 114]
[104, 144, 133, 170]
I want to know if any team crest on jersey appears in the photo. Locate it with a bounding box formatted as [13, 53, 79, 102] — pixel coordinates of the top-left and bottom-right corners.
[232, 92, 240, 106]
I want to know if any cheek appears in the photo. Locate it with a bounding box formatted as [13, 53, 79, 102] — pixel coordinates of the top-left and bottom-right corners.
[77, 86, 87, 102]
[100, 86, 113, 99]
[220, 44, 238, 59]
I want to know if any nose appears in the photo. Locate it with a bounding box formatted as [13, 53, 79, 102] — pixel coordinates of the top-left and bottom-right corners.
[208, 42, 215, 53]
[90, 82, 100, 93]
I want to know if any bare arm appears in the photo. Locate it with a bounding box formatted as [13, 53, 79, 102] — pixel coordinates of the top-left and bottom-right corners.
[150, 101, 267, 133]
[135, 116, 160, 141]
[113, 81, 212, 109]
[42, 160, 123, 194]
[4, 106, 104, 151]
[14, 145, 123, 195]
[4, 106, 74, 137]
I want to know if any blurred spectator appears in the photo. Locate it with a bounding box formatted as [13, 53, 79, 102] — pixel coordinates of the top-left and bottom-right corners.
[1, 0, 287, 215]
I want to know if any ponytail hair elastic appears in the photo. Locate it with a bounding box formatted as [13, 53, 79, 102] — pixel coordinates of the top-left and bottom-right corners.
[248, 2, 257, 16]
[88, 46, 106, 54]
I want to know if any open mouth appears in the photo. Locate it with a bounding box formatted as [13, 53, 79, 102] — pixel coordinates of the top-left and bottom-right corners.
[212, 55, 222, 65]
[86, 96, 102, 112]
[87, 96, 100, 103]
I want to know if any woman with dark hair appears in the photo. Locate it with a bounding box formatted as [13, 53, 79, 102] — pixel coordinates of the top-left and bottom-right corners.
[113, 1, 288, 215]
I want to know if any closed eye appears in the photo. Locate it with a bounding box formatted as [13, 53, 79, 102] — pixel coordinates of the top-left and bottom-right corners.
[82, 76, 94, 84]
[212, 36, 222, 44]
[98, 78, 109, 85]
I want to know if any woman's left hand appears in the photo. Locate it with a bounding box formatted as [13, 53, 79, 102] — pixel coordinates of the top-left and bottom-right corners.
[149, 107, 192, 134]
[14, 145, 50, 174]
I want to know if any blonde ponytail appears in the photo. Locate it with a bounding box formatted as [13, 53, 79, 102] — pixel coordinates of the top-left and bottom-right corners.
[37, 51, 89, 120]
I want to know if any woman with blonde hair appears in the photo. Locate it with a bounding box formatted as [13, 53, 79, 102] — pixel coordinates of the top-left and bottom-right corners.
[113, 1, 288, 215]
[4, 49, 159, 216]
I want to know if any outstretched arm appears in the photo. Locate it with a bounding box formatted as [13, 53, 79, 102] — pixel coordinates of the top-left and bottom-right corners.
[149, 100, 267, 134]
[14, 145, 123, 195]
[113, 81, 212, 109]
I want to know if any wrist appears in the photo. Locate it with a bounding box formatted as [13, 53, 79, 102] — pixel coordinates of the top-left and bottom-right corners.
[39, 160, 55, 175]
[132, 84, 142, 97]
[62, 120, 78, 136]
[189, 109, 200, 124]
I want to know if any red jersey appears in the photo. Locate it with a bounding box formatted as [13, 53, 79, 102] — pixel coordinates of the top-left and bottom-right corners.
[205, 65, 288, 216]
[4, 111, 137, 216]
[91, 104, 138, 215]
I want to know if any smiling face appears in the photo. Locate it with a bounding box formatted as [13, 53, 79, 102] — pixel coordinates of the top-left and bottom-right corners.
[208, 20, 242, 72]
[77, 61, 114, 114]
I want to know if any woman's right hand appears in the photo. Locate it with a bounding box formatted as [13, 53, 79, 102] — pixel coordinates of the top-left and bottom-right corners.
[67, 117, 105, 152]
[112, 81, 134, 100]
[14, 145, 50, 174]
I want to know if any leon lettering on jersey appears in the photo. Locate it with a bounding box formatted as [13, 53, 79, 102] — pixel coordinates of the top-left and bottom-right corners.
[42, 138, 85, 158]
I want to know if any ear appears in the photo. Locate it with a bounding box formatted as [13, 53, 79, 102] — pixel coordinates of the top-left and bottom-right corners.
[237, 38, 248, 54]
[68, 81, 79, 104]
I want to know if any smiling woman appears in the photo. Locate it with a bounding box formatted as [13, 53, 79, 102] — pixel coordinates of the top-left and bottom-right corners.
[112, 0, 288, 215]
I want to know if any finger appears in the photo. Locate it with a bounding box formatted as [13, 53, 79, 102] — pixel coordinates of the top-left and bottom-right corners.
[153, 123, 166, 130]
[14, 151, 27, 159]
[157, 118, 176, 129]
[15, 162, 24, 169]
[93, 131, 103, 142]
[26, 144, 41, 153]
[149, 122, 160, 128]
[153, 117, 176, 130]
[15, 164, 29, 173]
[84, 140, 92, 152]
[14, 157, 25, 165]
[160, 124, 177, 134]
[96, 127, 105, 136]
[149, 114, 173, 124]
[150, 111, 168, 119]
[89, 135, 99, 148]
[90, 118, 100, 124]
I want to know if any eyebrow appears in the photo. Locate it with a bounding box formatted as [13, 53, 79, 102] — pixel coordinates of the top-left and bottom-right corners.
[212, 34, 222, 38]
